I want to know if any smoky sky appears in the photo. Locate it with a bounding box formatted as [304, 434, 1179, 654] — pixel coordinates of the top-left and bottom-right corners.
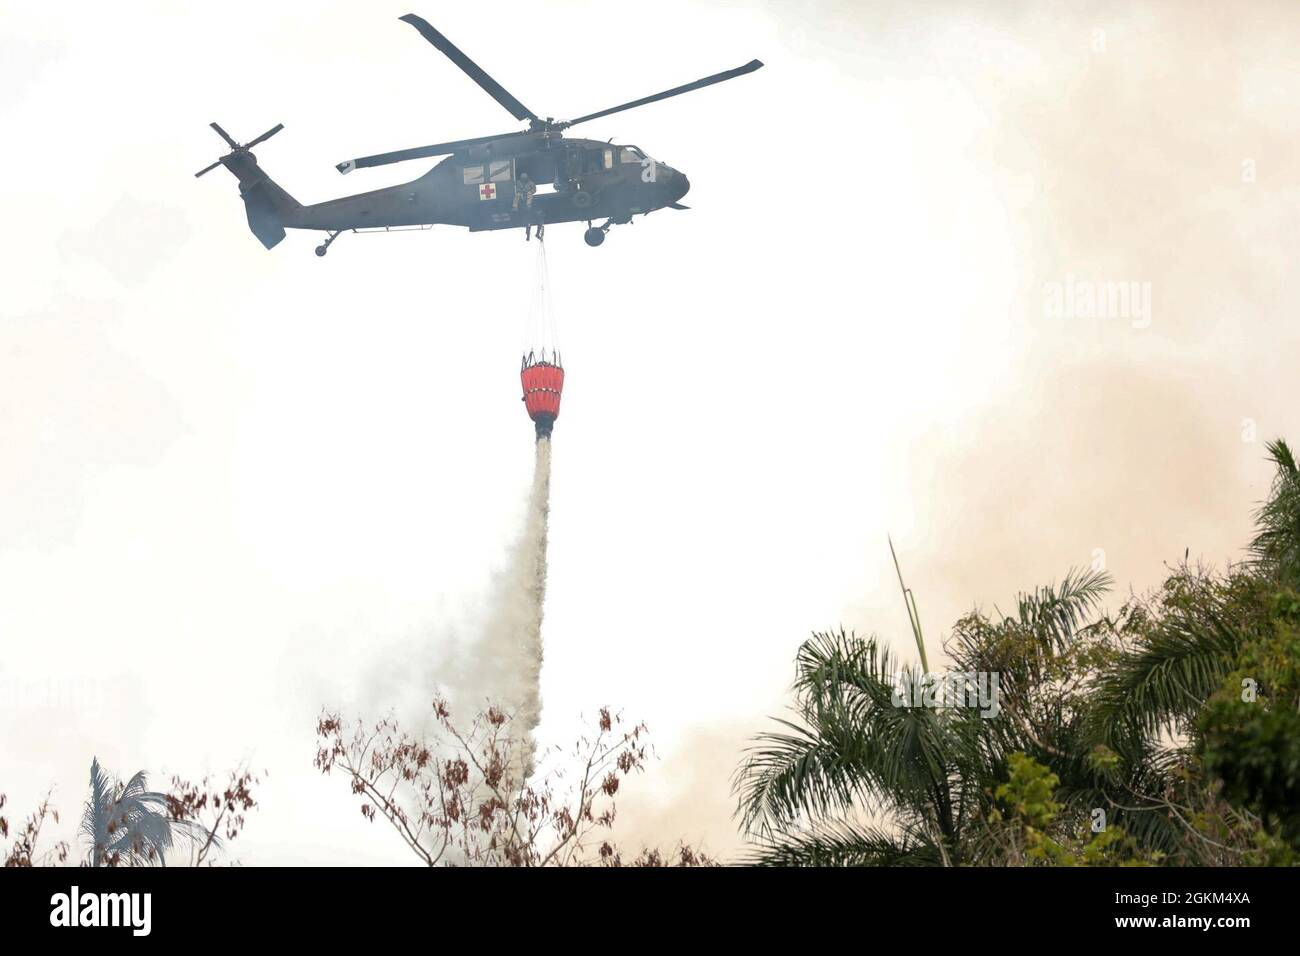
[808, 0, 1300, 658]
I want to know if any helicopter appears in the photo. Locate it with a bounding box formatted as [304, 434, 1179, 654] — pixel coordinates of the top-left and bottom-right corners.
[196, 13, 763, 255]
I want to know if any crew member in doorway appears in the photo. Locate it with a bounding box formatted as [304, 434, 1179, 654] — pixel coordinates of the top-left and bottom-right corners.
[514, 172, 536, 211]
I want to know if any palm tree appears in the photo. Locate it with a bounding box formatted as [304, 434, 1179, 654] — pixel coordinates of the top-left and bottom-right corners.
[1248, 439, 1300, 585]
[1083, 574, 1261, 755]
[733, 629, 950, 865]
[1082, 438, 1300, 857]
[1084, 440, 1300, 770]
[736, 440, 1300, 866]
[82, 758, 192, 867]
[733, 555, 1115, 865]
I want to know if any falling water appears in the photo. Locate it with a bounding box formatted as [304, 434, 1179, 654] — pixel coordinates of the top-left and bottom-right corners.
[469, 436, 552, 781]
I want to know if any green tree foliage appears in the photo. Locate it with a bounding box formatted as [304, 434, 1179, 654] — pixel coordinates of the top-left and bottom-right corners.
[1198, 587, 1300, 857]
[736, 439, 1300, 866]
[732, 571, 1115, 865]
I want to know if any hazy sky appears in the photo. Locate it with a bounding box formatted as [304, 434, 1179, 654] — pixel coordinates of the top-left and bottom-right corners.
[2, 0, 1298, 863]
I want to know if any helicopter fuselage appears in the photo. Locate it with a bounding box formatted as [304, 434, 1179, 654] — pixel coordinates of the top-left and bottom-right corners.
[284, 135, 689, 235]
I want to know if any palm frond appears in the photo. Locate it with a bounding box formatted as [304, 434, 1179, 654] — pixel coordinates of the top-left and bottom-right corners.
[80, 759, 201, 866]
[1087, 612, 1244, 748]
[735, 630, 989, 841]
[1249, 438, 1300, 584]
[744, 819, 942, 867]
[733, 718, 878, 837]
[889, 537, 929, 670]
[1014, 567, 1112, 653]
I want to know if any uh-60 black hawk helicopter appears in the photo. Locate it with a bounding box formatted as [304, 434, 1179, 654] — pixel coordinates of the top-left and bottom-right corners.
[197, 13, 762, 255]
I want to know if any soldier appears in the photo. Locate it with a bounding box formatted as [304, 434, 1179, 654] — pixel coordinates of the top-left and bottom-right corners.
[514, 172, 536, 211]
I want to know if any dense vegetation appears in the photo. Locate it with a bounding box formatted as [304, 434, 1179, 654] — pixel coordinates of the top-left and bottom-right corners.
[735, 439, 1300, 866]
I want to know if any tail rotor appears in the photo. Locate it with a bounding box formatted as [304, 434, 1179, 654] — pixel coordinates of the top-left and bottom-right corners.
[195, 121, 284, 178]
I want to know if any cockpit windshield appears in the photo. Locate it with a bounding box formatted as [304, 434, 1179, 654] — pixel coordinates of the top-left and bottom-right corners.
[618, 145, 646, 164]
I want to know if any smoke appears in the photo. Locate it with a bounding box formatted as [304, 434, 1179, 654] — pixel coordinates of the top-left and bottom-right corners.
[609, 718, 759, 861]
[896, 0, 1300, 633]
[345, 434, 553, 790]
[620, 0, 1300, 855]
[456, 437, 552, 778]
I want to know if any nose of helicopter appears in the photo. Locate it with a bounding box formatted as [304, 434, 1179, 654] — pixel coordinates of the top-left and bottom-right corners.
[674, 172, 691, 202]
[661, 168, 690, 206]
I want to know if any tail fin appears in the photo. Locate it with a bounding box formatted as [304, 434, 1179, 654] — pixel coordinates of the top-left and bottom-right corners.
[196, 123, 298, 250]
[219, 152, 299, 249]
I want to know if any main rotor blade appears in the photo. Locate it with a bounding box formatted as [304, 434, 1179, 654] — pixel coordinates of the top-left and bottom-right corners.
[399, 14, 538, 123]
[194, 160, 222, 178]
[562, 59, 764, 128]
[336, 130, 530, 173]
[210, 122, 239, 148]
[244, 123, 284, 149]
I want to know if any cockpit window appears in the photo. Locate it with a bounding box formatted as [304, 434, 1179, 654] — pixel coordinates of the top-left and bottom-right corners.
[462, 165, 485, 185]
[603, 148, 614, 169]
[618, 146, 645, 164]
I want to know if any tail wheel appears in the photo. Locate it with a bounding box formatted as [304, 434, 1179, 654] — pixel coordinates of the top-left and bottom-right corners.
[584, 227, 605, 247]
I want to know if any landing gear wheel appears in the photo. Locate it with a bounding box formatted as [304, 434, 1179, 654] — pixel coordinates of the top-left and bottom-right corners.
[315, 229, 343, 257]
[584, 227, 605, 247]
